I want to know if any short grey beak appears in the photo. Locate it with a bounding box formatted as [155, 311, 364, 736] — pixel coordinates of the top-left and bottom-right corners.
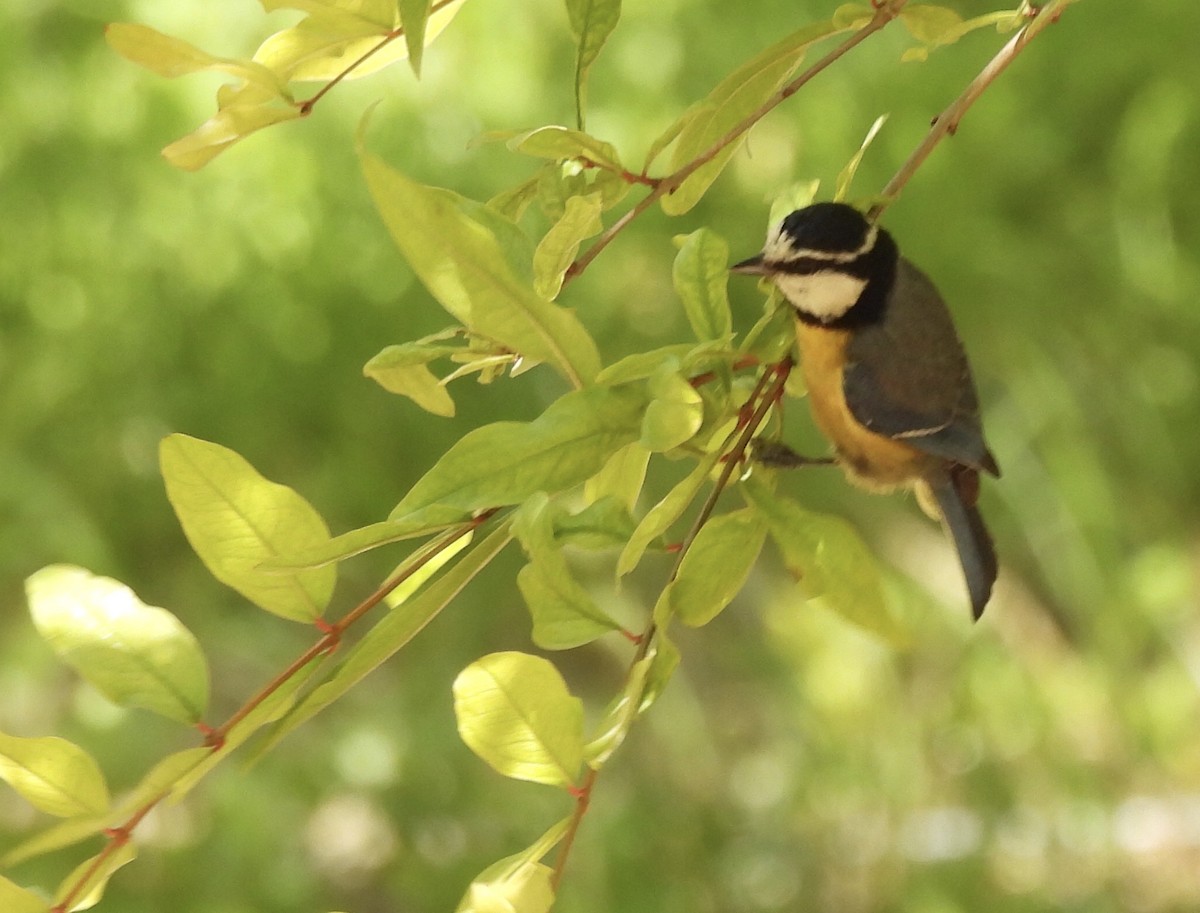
[729, 254, 770, 275]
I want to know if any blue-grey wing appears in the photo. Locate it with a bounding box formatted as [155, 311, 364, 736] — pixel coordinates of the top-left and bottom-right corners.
[843, 258, 998, 475]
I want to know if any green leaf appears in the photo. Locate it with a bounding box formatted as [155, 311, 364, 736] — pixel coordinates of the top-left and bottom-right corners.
[0, 732, 109, 819]
[26, 566, 209, 723]
[453, 652, 584, 787]
[659, 19, 845, 215]
[835, 114, 888, 203]
[744, 479, 904, 644]
[672, 228, 733, 342]
[900, 4, 963, 43]
[564, 0, 622, 129]
[553, 495, 637, 549]
[262, 522, 514, 749]
[362, 152, 600, 388]
[667, 509, 767, 626]
[584, 442, 650, 514]
[162, 102, 303, 172]
[160, 434, 335, 621]
[455, 818, 568, 913]
[365, 360, 456, 416]
[518, 562, 619, 650]
[0, 877, 49, 913]
[616, 452, 720, 577]
[398, 0, 433, 74]
[641, 367, 704, 453]
[508, 126, 622, 170]
[54, 842, 137, 913]
[262, 514, 465, 571]
[832, 3, 876, 28]
[533, 193, 603, 299]
[583, 652, 651, 768]
[488, 176, 542, 222]
[390, 385, 647, 521]
[255, 1, 464, 81]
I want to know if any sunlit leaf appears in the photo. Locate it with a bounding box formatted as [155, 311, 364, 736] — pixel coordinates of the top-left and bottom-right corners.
[362, 152, 600, 387]
[672, 228, 733, 342]
[26, 566, 209, 723]
[105, 23, 285, 95]
[0, 877, 49, 913]
[160, 434, 335, 621]
[162, 103, 303, 171]
[0, 732, 109, 819]
[453, 652, 584, 787]
[584, 652, 651, 768]
[667, 509, 767, 626]
[659, 19, 845, 215]
[455, 818, 569, 913]
[390, 385, 647, 521]
[533, 192, 603, 299]
[54, 842, 137, 912]
[0, 812, 110, 869]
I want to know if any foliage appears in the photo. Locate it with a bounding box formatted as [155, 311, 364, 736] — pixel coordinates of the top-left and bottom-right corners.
[9, 0, 1200, 912]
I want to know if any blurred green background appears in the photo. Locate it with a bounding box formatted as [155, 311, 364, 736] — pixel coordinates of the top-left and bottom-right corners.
[3, 1, 1200, 911]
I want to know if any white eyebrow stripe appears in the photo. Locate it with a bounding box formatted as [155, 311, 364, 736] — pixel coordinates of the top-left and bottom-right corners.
[773, 224, 879, 265]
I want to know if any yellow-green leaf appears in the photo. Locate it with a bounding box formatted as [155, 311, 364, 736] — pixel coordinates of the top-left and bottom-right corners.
[162, 103, 302, 171]
[616, 451, 720, 577]
[533, 193, 603, 299]
[508, 126, 622, 169]
[834, 114, 888, 202]
[565, 0, 622, 129]
[365, 360, 456, 416]
[0, 732, 110, 819]
[398, 0, 433, 74]
[641, 368, 704, 453]
[672, 228, 733, 342]
[390, 385, 647, 521]
[362, 152, 601, 387]
[54, 842, 137, 912]
[453, 652, 584, 787]
[0, 877, 49, 913]
[668, 509, 767, 626]
[160, 434, 335, 621]
[660, 19, 846, 215]
[26, 566, 209, 723]
[744, 478, 905, 644]
[455, 818, 568, 913]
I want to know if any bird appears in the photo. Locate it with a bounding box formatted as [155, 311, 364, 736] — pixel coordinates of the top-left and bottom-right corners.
[731, 201, 999, 618]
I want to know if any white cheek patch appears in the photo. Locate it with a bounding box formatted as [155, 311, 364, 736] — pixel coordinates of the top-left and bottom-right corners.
[773, 270, 866, 321]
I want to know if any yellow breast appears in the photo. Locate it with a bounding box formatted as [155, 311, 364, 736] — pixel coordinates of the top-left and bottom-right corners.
[794, 321, 933, 491]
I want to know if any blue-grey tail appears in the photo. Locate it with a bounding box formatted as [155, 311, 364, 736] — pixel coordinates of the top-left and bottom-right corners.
[925, 472, 997, 619]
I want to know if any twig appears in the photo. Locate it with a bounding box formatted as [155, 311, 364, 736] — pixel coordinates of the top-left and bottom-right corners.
[549, 359, 792, 889]
[564, 1, 909, 285]
[869, 0, 1072, 220]
[297, 0, 464, 115]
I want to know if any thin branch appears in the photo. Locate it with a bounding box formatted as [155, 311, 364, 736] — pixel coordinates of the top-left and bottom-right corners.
[869, 0, 1072, 219]
[549, 358, 792, 889]
[565, 1, 909, 285]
